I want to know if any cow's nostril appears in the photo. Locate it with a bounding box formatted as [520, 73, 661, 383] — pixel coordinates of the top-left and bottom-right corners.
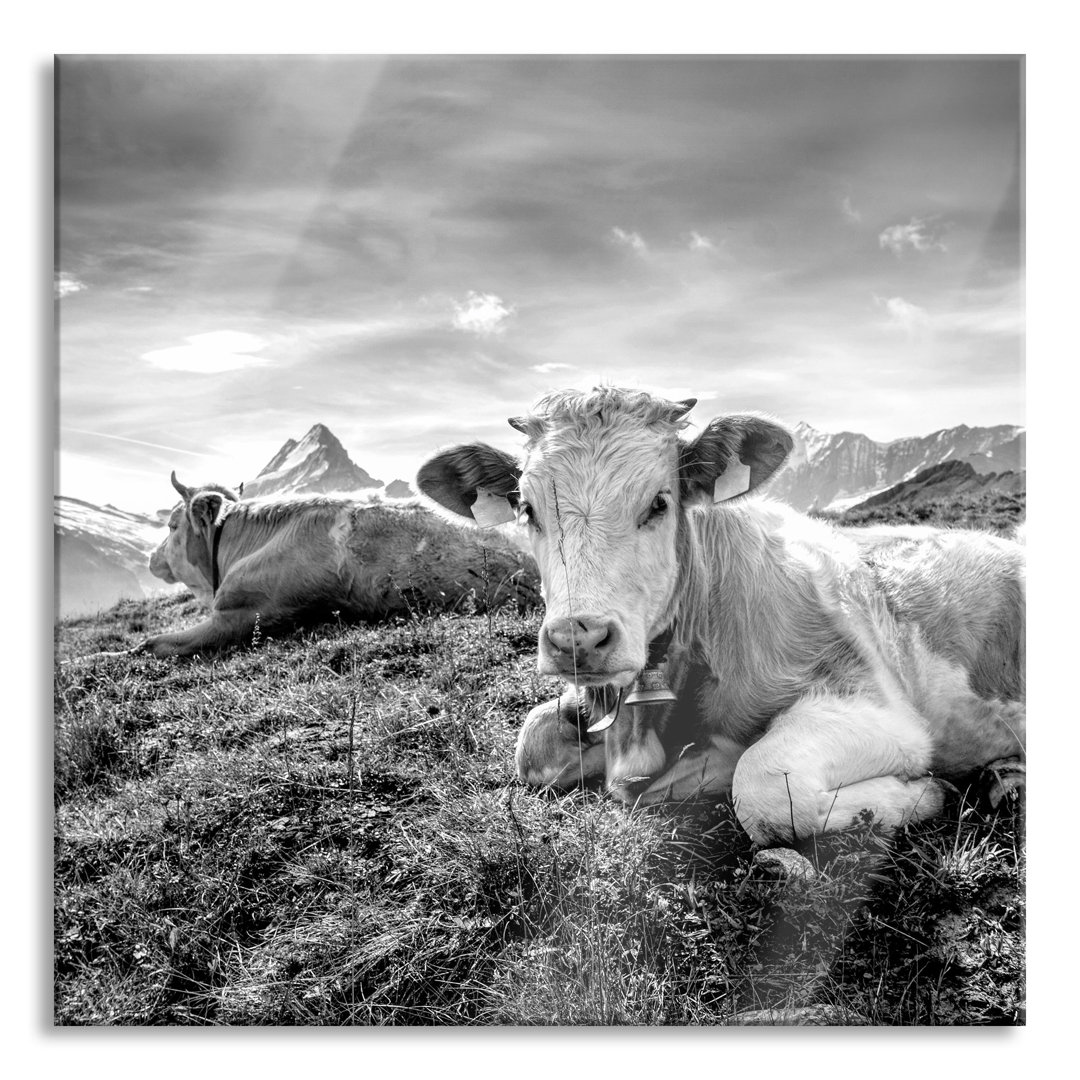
[543, 616, 620, 664]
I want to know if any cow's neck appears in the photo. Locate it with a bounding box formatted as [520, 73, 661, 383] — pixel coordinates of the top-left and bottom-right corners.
[674, 502, 847, 733]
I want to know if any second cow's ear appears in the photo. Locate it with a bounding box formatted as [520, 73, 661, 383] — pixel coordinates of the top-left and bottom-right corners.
[416, 443, 522, 525]
[188, 491, 226, 530]
[679, 414, 793, 504]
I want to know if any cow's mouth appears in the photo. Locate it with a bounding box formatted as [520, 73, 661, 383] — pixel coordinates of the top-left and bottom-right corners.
[540, 661, 640, 689]
[568, 669, 638, 688]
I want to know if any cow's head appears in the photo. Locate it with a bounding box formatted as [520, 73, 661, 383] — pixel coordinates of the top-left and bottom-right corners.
[149, 472, 240, 602]
[417, 387, 793, 690]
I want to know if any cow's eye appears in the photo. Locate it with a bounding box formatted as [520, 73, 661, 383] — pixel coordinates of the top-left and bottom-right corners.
[519, 502, 541, 532]
[642, 493, 668, 526]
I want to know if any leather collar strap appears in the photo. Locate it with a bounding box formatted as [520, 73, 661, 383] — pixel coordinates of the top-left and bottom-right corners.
[211, 518, 226, 595]
[647, 623, 675, 666]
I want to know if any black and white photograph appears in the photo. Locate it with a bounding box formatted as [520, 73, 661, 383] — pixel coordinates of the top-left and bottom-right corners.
[53, 53, 1025, 1028]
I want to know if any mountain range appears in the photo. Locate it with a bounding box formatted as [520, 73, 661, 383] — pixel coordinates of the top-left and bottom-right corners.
[54, 497, 177, 617]
[55, 418, 1024, 618]
[773, 421, 1025, 512]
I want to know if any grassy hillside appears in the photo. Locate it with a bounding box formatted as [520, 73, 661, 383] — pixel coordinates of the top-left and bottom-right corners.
[821, 490, 1025, 534]
[54, 529, 1025, 1026]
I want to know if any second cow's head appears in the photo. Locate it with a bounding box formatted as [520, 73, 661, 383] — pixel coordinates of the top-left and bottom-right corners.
[149, 472, 240, 601]
[418, 387, 793, 689]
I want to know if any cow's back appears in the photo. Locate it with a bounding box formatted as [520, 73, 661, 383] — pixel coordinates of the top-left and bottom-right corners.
[342, 504, 539, 615]
[851, 526, 1025, 702]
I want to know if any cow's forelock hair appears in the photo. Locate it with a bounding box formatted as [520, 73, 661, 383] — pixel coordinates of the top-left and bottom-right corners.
[517, 387, 695, 449]
[183, 482, 239, 503]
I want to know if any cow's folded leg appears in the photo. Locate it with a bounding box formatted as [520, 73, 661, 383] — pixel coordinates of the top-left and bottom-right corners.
[515, 688, 606, 791]
[631, 735, 745, 806]
[730, 695, 941, 844]
[734, 767, 945, 845]
[983, 756, 1026, 809]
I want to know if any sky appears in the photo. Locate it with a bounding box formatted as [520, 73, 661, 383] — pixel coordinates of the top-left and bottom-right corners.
[56, 55, 1023, 511]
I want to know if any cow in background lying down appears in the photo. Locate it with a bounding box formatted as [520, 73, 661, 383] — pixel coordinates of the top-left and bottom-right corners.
[140, 472, 538, 658]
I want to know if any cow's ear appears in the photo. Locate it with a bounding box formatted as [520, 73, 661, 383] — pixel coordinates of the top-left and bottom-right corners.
[188, 491, 226, 530]
[679, 414, 793, 504]
[417, 444, 522, 525]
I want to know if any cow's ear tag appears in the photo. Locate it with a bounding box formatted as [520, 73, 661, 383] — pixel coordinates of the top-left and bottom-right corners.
[471, 488, 516, 527]
[713, 462, 751, 503]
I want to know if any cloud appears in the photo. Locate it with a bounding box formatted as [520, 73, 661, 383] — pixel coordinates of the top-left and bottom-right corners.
[611, 227, 647, 255]
[63, 427, 214, 457]
[531, 362, 575, 374]
[688, 231, 714, 251]
[878, 216, 948, 256]
[451, 292, 515, 336]
[55, 272, 87, 298]
[875, 294, 930, 335]
[142, 331, 270, 373]
[841, 196, 861, 224]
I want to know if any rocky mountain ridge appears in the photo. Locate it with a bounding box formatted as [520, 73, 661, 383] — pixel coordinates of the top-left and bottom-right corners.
[773, 421, 1024, 511]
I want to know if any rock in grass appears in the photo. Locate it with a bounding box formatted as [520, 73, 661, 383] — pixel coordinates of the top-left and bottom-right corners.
[752, 846, 817, 881]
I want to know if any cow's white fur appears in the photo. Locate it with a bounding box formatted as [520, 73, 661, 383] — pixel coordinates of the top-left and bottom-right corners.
[417, 387, 1025, 845]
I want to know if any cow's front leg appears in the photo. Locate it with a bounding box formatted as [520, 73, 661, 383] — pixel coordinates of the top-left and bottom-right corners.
[136, 608, 258, 658]
[515, 688, 606, 791]
[731, 694, 944, 845]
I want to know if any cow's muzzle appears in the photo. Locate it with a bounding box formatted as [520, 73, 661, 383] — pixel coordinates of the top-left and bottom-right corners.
[539, 614, 634, 682]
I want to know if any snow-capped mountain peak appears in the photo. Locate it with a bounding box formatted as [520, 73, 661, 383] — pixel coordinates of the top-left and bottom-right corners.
[243, 423, 384, 498]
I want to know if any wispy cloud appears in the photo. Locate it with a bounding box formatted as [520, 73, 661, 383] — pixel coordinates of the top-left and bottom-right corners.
[142, 331, 271, 374]
[611, 227, 647, 255]
[63, 427, 215, 457]
[451, 292, 515, 336]
[878, 216, 948, 257]
[55, 272, 87, 298]
[688, 231, 714, 251]
[841, 196, 861, 224]
[531, 362, 575, 374]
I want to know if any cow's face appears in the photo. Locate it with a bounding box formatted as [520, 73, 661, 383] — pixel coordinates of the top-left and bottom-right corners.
[516, 407, 686, 688]
[417, 388, 793, 692]
[148, 473, 238, 603]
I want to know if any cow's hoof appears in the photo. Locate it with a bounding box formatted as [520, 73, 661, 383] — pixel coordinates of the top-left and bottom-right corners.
[752, 847, 817, 882]
[984, 758, 1025, 810]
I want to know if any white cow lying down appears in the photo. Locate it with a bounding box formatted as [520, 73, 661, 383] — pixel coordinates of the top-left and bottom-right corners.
[140, 473, 538, 658]
[417, 387, 1025, 845]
